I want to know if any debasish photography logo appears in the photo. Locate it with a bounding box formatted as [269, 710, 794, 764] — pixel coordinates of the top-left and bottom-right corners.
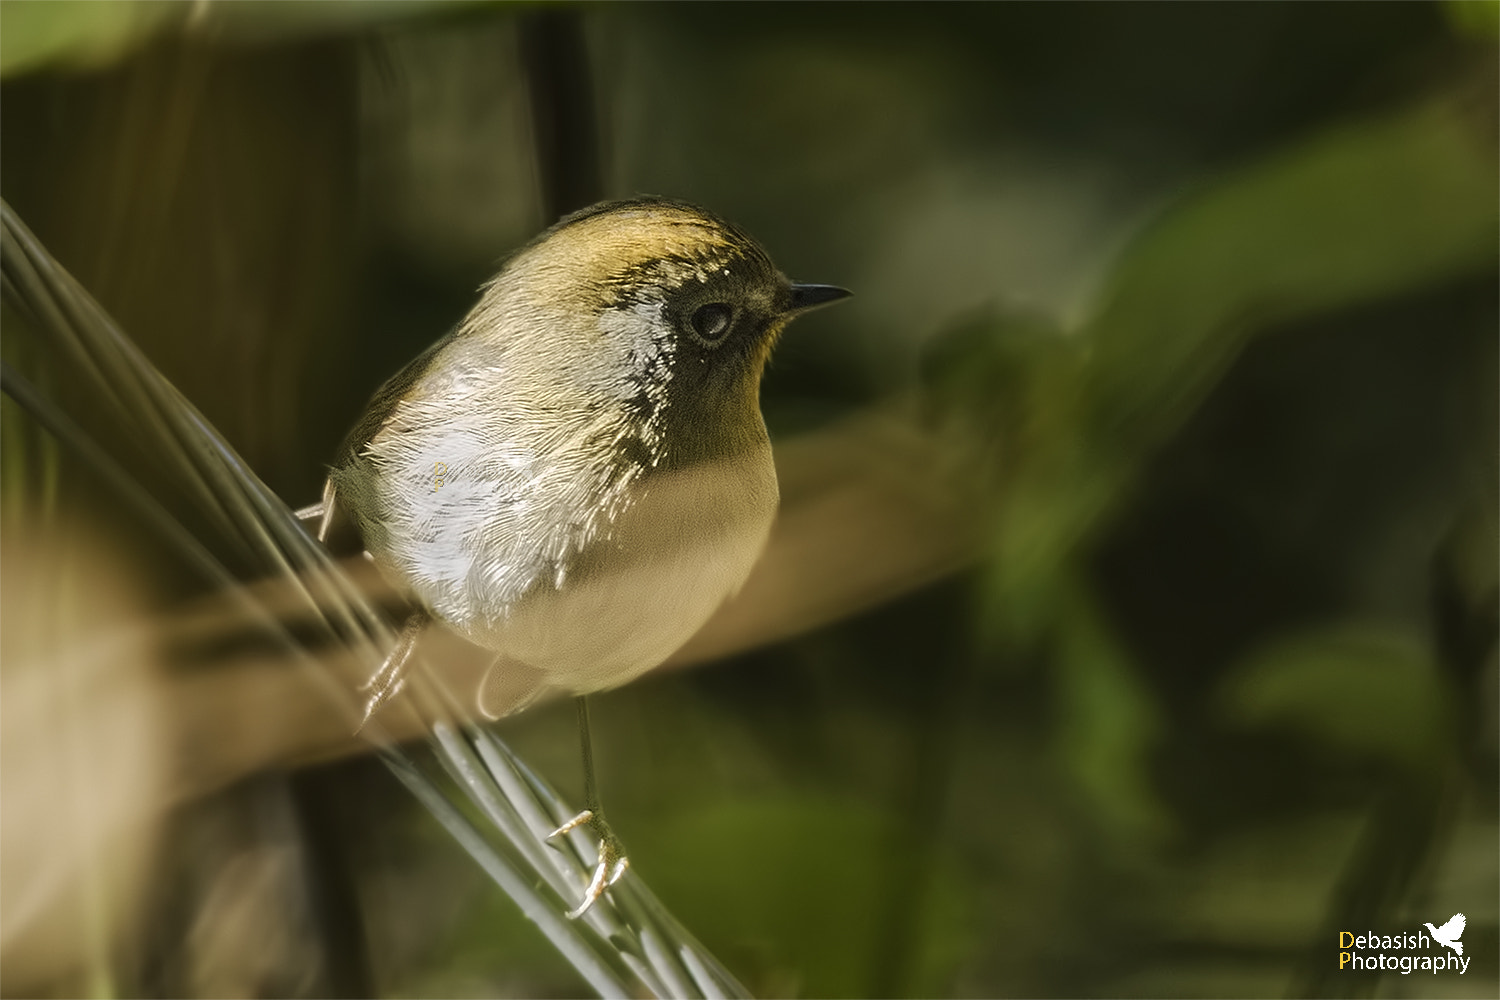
[1424, 913, 1466, 957]
[1339, 912, 1470, 975]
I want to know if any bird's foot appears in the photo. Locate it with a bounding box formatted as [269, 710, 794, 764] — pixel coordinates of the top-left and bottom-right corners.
[547, 809, 630, 919]
[354, 612, 424, 733]
[355, 670, 406, 732]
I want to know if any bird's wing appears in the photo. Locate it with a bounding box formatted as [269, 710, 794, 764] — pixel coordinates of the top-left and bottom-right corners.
[336, 322, 462, 465]
[1433, 913, 1465, 938]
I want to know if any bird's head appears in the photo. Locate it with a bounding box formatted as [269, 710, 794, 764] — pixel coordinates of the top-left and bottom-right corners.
[471, 198, 849, 466]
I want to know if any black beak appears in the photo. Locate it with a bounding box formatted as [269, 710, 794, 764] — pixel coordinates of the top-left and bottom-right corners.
[788, 283, 852, 313]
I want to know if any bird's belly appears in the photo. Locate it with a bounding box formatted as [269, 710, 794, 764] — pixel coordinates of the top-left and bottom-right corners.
[448, 449, 777, 697]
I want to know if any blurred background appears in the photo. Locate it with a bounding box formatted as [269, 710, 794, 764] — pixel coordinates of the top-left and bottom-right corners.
[1, 1, 1496, 997]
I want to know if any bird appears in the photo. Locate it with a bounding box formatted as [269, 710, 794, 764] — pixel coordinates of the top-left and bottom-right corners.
[1425, 912, 1465, 956]
[307, 197, 849, 916]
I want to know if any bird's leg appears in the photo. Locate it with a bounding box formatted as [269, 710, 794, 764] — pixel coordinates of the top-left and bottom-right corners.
[356, 610, 426, 731]
[548, 695, 629, 918]
[305, 479, 425, 731]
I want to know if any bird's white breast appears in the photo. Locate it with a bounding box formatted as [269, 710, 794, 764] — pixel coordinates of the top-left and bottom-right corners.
[475, 445, 778, 699]
[356, 413, 778, 709]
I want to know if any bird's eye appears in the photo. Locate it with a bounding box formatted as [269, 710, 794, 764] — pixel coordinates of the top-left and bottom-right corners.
[690, 303, 733, 343]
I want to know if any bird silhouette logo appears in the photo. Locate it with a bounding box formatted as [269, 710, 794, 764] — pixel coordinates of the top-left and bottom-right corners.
[1424, 913, 1465, 957]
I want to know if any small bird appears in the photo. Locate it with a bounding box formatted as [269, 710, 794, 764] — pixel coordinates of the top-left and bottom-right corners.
[1425, 912, 1465, 957]
[310, 197, 849, 915]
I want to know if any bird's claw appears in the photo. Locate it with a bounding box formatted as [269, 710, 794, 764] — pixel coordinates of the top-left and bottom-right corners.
[548, 809, 595, 840]
[567, 852, 629, 920]
[354, 673, 405, 733]
[352, 613, 423, 734]
[547, 809, 630, 919]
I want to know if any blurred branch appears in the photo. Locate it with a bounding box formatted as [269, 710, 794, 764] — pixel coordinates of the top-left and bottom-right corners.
[98, 407, 981, 805]
[518, 6, 603, 221]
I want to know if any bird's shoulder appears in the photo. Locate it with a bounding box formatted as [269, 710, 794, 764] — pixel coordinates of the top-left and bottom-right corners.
[336, 325, 461, 467]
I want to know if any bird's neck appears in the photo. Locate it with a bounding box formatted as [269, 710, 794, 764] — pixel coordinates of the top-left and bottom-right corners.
[657, 369, 770, 473]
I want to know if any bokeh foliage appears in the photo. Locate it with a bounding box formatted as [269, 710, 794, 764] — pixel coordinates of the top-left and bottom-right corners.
[1, 2, 1495, 998]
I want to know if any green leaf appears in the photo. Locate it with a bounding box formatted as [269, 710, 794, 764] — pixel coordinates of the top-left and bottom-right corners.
[1053, 584, 1171, 845]
[1442, 0, 1500, 40]
[958, 96, 1497, 644]
[1081, 99, 1499, 454]
[0, 0, 177, 79]
[1218, 624, 1455, 772]
[0, 0, 470, 79]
